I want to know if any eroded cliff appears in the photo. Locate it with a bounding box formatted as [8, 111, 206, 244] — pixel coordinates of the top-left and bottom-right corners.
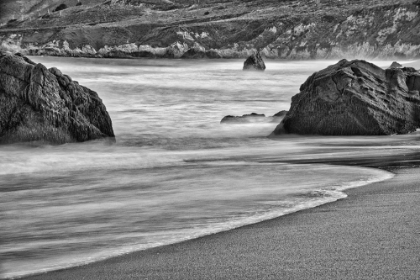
[1, 0, 420, 59]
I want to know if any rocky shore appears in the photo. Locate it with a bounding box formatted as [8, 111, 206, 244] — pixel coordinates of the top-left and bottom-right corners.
[1, 0, 420, 59]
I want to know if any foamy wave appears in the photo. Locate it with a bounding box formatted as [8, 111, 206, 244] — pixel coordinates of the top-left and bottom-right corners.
[2, 165, 394, 280]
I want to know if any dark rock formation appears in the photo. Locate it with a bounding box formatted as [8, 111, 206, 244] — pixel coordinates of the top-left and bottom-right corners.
[221, 111, 288, 124]
[273, 59, 420, 136]
[270, 110, 289, 123]
[273, 110, 288, 118]
[389, 61, 403, 68]
[243, 53, 266, 71]
[0, 51, 115, 144]
[221, 113, 266, 124]
[53, 4, 68, 12]
[181, 49, 207, 59]
[76, 2, 83, 6]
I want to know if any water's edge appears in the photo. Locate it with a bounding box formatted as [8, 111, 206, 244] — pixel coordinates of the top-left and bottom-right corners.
[10, 164, 394, 280]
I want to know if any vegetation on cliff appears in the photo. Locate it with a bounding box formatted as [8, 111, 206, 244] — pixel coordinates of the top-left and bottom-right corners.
[1, 0, 420, 59]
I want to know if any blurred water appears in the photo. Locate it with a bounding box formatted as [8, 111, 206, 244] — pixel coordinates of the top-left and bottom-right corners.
[0, 58, 412, 279]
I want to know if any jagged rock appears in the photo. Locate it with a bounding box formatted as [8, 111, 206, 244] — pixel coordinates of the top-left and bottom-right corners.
[273, 59, 420, 135]
[221, 113, 266, 124]
[389, 61, 403, 68]
[0, 51, 115, 144]
[221, 111, 288, 124]
[243, 53, 266, 71]
[4, 2, 420, 60]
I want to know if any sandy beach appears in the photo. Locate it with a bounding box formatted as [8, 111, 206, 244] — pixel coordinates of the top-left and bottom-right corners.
[19, 161, 420, 280]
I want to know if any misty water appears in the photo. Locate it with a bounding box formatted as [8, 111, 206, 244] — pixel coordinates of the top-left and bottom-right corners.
[2, 58, 419, 279]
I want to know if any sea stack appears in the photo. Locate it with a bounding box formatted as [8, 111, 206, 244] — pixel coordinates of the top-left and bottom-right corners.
[389, 61, 403, 69]
[273, 59, 420, 135]
[243, 52, 266, 71]
[0, 51, 115, 144]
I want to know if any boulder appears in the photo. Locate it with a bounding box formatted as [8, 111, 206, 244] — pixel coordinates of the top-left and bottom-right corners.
[243, 52, 266, 71]
[0, 51, 115, 144]
[389, 61, 403, 69]
[273, 59, 420, 135]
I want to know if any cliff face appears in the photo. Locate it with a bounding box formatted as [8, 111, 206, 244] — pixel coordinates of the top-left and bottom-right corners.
[0, 51, 115, 144]
[1, 1, 420, 59]
[273, 59, 420, 135]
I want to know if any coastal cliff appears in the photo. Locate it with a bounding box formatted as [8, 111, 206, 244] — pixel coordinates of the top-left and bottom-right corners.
[1, 0, 420, 59]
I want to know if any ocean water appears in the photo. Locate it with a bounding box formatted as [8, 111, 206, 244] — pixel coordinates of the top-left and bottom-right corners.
[2, 57, 417, 279]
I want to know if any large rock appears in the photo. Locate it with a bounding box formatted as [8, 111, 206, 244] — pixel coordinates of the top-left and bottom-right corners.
[0, 51, 115, 144]
[273, 59, 420, 135]
[243, 53, 266, 71]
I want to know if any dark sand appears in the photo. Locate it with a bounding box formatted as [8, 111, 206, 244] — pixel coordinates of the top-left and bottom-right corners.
[21, 164, 420, 280]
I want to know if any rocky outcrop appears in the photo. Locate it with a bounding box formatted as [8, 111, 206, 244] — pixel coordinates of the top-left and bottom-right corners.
[0, 51, 115, 144]
[221, 111, 287, 124]
[3, 1, 420, 59]
[243, 53, 266, 71]
[389, 61, 403, 68]
[221, 113, 266, 124]
[273, 59, 420, 136]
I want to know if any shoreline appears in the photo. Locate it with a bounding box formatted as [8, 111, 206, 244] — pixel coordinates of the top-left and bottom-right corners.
[18, 158, 420, 280]
[6, 165, 392, 280]
[4, 52, 420, 62]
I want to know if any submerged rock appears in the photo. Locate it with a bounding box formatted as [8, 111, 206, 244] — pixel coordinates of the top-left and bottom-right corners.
[273, 59, 420, 135]
[0, 51, 115, 144]
[243, 53, 266, 71]
[221, 113, 266, 124]
[221, 111, 287, 124]
[389, 61, 403, 68]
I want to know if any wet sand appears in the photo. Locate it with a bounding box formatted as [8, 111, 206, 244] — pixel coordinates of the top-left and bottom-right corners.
[20, 163, 420, 280]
